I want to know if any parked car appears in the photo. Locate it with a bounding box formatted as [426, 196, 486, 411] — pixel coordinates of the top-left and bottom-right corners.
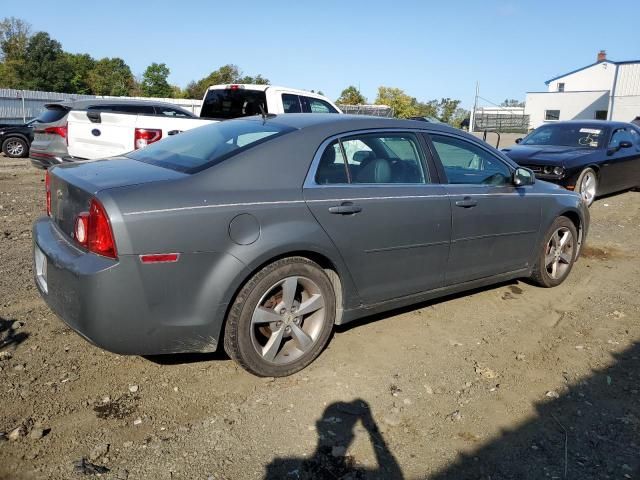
[200, 84, 342, 118]
[502, 120, 640, 206]
[29, 99, 205, 168]
[0, 119, 35, 158]
[33, 115, 589, 377]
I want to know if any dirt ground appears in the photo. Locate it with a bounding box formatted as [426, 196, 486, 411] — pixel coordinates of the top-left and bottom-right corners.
[0, 155, 638, 480]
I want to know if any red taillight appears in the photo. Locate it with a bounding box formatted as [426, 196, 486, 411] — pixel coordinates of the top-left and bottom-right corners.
[229, 84, 240, 90]
[134, 128, 162, 150]
[44, 125, 67, 139]
[73, 199, 117, 259]
[45, 171, 51, 216]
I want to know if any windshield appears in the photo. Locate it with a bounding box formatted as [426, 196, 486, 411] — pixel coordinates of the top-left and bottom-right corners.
[126, 119, 295, 173]
[33, 106, 68, 124]
[200, 88, 267, 119]
[522, 124, 606, 149]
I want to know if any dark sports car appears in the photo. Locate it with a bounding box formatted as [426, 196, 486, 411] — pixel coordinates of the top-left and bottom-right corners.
[502, 120, 640, 206]
[34, 114, 588, 377]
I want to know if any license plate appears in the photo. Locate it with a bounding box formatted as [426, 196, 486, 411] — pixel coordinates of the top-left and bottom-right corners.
[35, 246, 48, 294]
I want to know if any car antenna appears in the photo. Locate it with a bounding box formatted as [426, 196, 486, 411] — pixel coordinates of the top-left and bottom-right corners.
[259, 103, 267, 123]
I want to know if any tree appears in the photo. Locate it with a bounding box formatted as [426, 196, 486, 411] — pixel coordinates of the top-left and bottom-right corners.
[141, 62, 172, 97]
[437, 98, 461, 124]
[337, 85, 366, 105]
[183, 64, 270, 99]
[18, 32, 72, 92]
[375, 86, 420, 118]
[65, 53, 95, 94]
[88, 57, 134, 96]
[0, 17, 31, 62]
[501, 98, 525, 107]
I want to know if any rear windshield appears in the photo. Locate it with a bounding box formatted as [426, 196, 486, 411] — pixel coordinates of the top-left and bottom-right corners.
[126, 119, 295, 174]
[522, 124, 607, 149]
[33, 106, 68, 124]
[200, 88, 267, 119]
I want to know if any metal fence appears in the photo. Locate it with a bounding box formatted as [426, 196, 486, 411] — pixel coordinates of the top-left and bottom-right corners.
[338, 104, 394, 117]
[0, 88, 202, 124]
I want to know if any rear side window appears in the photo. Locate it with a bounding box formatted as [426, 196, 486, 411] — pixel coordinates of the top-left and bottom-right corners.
[126, 119, 295, 174]
[315, 133, 427, 184]
[282, 94, 302, 113]
[88, 104, 155, 115]
[300, 96, 338, 114]
[155, 106, 194, 118]
[430, 134, 511, 185]
[200, 88, 267, 119]
[34, 107, 68, 124]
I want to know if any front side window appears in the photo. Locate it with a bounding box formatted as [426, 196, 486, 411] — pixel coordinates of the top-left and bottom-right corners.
[609, 128, 634, 148]
[127, 119, 294, 173]
[430, 135, 511, 185]
[314, 133, 427, 185]
[545, 110, 560, 121]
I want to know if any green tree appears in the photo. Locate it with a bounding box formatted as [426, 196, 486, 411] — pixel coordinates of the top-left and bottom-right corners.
[18, 32, 72, 92]
[141, 62, 173, 97]
[88, 57, 134, 96]
[336, 85, 366, 105]
[184, 64, 270, 99]
[375, 86, 420, 118]
[437, 98, 461, 124]
[0, 17, 31, 61]
[65, 53, 95, 94]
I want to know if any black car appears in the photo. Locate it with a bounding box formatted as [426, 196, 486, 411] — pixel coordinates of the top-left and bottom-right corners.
[502, 121, 640, 206]
[0, 120, 34, 158]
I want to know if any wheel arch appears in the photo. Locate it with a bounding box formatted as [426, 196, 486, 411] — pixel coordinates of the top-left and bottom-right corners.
[1, 133, 30, 145]
[558, 208, 585, 256]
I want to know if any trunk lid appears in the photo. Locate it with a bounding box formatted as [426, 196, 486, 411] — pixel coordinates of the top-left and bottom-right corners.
[49, 157, 186, 238]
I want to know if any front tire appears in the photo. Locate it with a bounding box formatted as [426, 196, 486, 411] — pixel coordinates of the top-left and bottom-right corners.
[2, 137, 29, 158]
[575, 167, 597, 207]
[530, 217, 578, 288]
[223, 257, 336, 377]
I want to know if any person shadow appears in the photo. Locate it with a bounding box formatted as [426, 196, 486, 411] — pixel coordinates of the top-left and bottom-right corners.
[264, 399, 403, 480]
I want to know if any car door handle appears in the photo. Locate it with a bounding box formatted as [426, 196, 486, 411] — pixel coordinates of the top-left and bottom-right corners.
[328, 202, 362, 215]
[455, 197, 478, 208]
[168, 130, 182, 136]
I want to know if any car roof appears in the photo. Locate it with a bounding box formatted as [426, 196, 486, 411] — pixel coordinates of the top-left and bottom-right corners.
[241, 113, 462, 134]
[44, 98, 190, 110]
[539, 120, 633, 129]
[206, 84, 333, 99]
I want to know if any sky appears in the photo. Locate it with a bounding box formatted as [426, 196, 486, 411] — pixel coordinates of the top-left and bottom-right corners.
[3, 0, 639, 109]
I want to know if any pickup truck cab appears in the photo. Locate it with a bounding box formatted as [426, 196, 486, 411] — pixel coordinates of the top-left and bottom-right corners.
[200, 84, 342, 118]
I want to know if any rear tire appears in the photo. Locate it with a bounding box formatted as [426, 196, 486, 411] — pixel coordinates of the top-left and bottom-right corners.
[223, 257, 336, 377]
[530, 216, 578, 288]
[575, 167, 597, 207]
[2, 137, 28, 158]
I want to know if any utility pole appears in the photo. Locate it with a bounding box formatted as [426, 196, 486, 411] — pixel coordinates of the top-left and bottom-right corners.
[469, 82, 479, 133]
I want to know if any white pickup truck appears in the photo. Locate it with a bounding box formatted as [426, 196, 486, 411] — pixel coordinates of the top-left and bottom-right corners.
[62, 85, 341, 161]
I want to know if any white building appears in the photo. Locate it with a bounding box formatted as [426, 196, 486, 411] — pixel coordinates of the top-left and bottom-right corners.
[525, 51, 640, 129]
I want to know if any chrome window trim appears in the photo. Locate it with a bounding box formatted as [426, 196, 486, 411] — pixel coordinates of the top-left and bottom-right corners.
[303, 128, 435, 189]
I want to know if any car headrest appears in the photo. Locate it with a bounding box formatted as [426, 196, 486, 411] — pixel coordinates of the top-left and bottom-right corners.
[357, 158, 391, 184]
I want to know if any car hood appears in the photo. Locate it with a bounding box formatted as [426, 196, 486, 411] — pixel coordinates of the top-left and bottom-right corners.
[502, 144, 596, 166]
[52, 157, 187, 195]
[0, 123, 27, 129]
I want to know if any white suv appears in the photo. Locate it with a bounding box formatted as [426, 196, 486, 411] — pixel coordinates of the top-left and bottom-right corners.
[200, 84, 342, 118]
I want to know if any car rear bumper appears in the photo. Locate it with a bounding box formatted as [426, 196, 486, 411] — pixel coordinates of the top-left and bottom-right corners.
[29, 152, 83, 169]
[33, 216, 242, 355]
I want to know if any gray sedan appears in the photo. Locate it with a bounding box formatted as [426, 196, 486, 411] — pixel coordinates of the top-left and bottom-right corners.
[33, 114, 589, 376]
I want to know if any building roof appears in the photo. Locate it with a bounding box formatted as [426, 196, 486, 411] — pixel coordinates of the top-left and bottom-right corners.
[545, 59, 640, 85]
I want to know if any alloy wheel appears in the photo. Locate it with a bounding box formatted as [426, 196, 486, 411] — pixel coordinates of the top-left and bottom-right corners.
[250, 275, 326, 365]
[545, 226, 575, 279]
[579, 171, 596, 205]
[6, 140, 24, 157]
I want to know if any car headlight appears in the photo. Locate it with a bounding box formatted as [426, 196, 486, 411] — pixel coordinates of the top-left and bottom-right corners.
[543, 166, 553, 174]
[553, 166, 564, 176]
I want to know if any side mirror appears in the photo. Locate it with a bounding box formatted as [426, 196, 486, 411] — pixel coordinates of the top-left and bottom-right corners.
[513, 167, 535, 186]
[515, 138, 523, 144]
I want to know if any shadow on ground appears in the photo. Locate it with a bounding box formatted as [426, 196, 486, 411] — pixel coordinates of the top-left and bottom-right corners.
[428, 341, 640, 480]
[0, 316, 28, 349]
[264, 399, 403, 479]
